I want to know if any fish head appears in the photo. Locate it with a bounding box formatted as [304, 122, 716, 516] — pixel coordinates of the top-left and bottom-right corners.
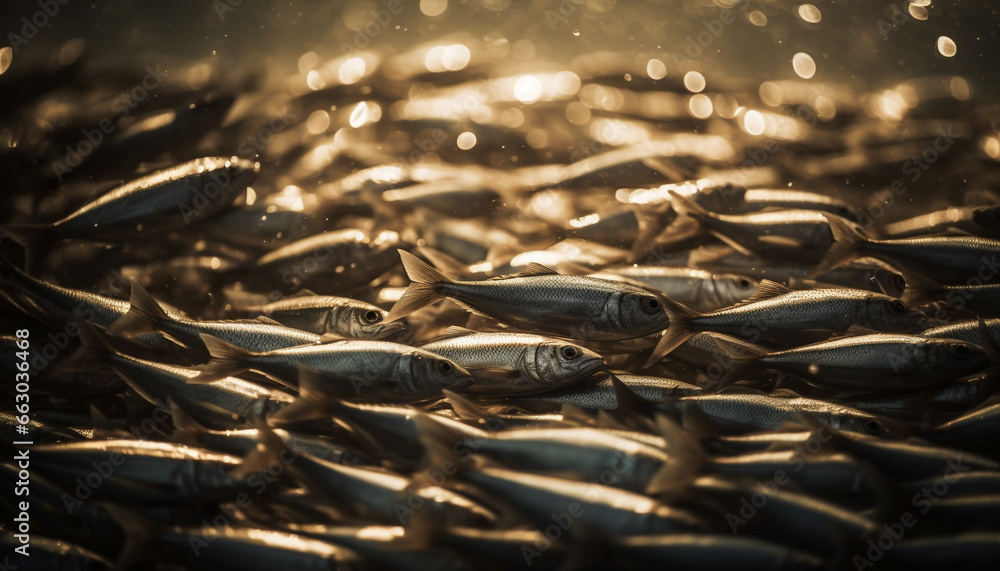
[840, 414, 896, 438]
[925, 339, 992, 377]
[716, 273, 761, 302]
[534, 341, 606, 383]
[872, 267, 906, 297]
[204, 156, 260, 192]
[332, 304, 409, 341]
[406, 350, 475, 393]
[867, 296, 927, 332]
[614, 290, 672, 336]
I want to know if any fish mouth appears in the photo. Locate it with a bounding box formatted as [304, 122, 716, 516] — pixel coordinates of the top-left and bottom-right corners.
[373, 320, 411, 342]
[576, 355, 609, 379]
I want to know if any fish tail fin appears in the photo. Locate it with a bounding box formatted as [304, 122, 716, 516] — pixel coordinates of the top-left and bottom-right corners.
[978, 318, 1000, 365]
[67, 314, 115, 370]
[191, 334, 253, 382]
[670, 192, 712, 222]
[700, 335, 765, 392]
[230, 418, 295, 480]
[106, 279, 171, 337]
[170, 402, 210, 447]
[628, 206, 676, 261]
[900, 272, 940, 308]
[0, 223, 55, 273]
[644, 297, 702, 367]
[813, 215, 868, 277]
[270, 367, 345, 427]
[413, 411, 485, 477]
[99, 503, 161, 571]
[645, 413, 705, 496]
[385, 250, 450, 322]
[443, 389, 491, 424]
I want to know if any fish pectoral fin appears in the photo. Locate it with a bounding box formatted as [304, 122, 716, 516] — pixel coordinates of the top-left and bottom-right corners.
[253, 315, 284, 326]
[538, 310, 590, 326]
[465, 365, 524, 381]
[318, 332, 349, 343]
[843, 324, 882, 337]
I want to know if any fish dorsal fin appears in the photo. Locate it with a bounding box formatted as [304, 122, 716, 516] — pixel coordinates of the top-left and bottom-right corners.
[254, 316, 284, 326]
[721, 279, 792, 308]
[443, 325, 479, 337]
[741, 279, 791, 302]
[514, 262, 558, 277]
[289, 288, 319, 298]
[319, 332, 348, 343]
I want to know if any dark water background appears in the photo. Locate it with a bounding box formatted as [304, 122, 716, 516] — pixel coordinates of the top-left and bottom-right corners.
[4, 0, 998, 97]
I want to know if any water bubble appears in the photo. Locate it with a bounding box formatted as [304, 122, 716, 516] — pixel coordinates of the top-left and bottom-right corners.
[441, 44, 471, 71]
[683, 71, 706, 93]
[749, 10, 767, 26]
[646, 58, 667, 80]
[513, 75, 543, 103]
[457, 131, 477, 150]
[338, 57, 367, 84]
[350, 101, 382, 127]
[306, 110, 331, 134]
[908, 4, 929, 20]
[297, 51, 318, 74]
[0, 47, 12, 76]
[792, 52, 816, 79]
[743, 110, 765, 135]
[420, 0, 448, 17]
[572, 29, 581, 37]
[937, 36, 957, 57]
[688, 94, 713, 119]
[797, 4, 822, 23]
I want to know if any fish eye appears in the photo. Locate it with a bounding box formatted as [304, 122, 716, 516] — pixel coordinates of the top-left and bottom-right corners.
[951, 344, 970, 358]
[437, 361, 454, 374]
[642, 297, 661, 312]
[738, 278, 751, 288]
[888, 300, 906, 314]
[362, 310, 382, 323]
[560, 346, 580, 360]
[863, 419, 884, 434]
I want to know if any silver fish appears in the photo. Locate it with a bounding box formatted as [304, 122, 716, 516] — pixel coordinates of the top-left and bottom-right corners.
[2, 156, 258, 270]
[420, 328, 605, 395]
[649, 281, 925, 363]
[817, 214, 1000, 283]
[459, 465, 703, 535]
[671, 393, 901, 436]
[739, 333, 991, 392]
[671, 193, 857, 264]
[196, 335, 473, 399]
[227, 289, 407, 340]
[592, 266, 760, 312]
[107, 279, 321, 353]
[386, 250, 670, 344]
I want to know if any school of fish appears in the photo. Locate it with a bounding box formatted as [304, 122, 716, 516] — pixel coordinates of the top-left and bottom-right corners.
[1, 35, 1000, 571]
